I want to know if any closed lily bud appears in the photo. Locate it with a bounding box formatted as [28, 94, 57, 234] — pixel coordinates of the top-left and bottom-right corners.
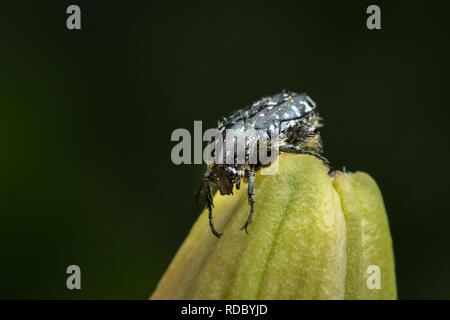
[151, 153, 397, 300]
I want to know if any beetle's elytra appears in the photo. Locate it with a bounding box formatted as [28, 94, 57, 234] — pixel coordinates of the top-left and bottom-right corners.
[201, 91, 330, 238]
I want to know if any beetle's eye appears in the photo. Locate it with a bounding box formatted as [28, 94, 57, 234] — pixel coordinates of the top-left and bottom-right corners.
[309, 127, 318, 135]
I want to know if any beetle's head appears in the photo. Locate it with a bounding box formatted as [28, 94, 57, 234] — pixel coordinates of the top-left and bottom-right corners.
[300, 125, 323, 153]
[208, 165, 239, 195]
[298, 113, 323, 153]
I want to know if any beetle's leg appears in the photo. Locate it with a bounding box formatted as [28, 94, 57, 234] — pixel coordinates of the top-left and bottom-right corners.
[235, 178, 240, 190]
[241, 170, 255, 234]
[203, 174, 222, 238]
[279, 144, 331, 167]
[203, 173, 222, 238]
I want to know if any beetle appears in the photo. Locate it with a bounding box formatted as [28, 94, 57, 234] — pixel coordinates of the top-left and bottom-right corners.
[202, 91, 330, 238]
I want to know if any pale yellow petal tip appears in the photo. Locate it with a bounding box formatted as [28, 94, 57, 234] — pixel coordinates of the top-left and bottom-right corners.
[151, 153, 397, 300]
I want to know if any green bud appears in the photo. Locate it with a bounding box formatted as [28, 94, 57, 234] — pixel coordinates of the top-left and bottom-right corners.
[332, 171, 397, 299]
[151, 153, 397, 300]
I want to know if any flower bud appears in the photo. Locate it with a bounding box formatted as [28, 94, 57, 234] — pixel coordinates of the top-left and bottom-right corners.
[151, 153, 396, 299]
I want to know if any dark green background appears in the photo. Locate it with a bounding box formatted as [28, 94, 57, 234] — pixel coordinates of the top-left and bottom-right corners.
[1, 1, 449, 299]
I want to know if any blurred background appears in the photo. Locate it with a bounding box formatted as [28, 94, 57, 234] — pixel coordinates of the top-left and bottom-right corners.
[1, 0, 449, 299]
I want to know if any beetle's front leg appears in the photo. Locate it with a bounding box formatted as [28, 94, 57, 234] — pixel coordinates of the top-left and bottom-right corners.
[203, 173, 222, 238]
[241, 170, 255, 234]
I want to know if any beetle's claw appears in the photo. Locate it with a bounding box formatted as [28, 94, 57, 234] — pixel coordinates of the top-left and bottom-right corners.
[209, 215, 222, 238]
[240, 224, 249, 234]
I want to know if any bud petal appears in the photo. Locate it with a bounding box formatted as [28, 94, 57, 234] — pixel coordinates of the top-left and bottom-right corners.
[332, 171, 397, 299]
